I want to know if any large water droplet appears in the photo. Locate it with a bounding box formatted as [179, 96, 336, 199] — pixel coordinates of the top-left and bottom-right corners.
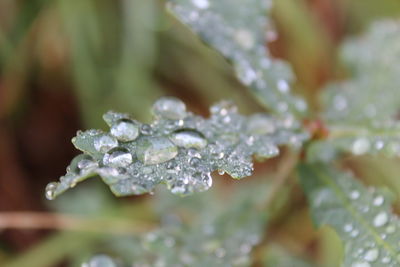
[94, 135, 118, 153]
[247, 114, 275, 135]
[45, 182, 58, 200]
[364, 248, 379, 262]
[110, 119, 139, 142]
[170, 129, 207, 149]
[103, 147, 133, 168]
[68, 154, 97, 174]
[152, 97, 187, 120]
[136, 137, 178, 165]
[373, 212, 388, 227]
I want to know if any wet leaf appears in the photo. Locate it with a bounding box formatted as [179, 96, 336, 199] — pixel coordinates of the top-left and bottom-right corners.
[167, 0, 308, 115]
[299, 163, 400, 267]
[46, 97, 309, 199]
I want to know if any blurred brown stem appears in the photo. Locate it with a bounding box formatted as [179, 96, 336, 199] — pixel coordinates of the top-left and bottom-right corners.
[259, 150, 299, 210]
[0, 212, 154, 234]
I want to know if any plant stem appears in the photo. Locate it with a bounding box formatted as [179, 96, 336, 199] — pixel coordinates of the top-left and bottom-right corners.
[0, 212, 154, 234]
[259, 150, 299, 211]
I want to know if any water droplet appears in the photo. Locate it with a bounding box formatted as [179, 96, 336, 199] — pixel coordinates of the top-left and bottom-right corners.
[83, 254, 118, 267]
[351, 229, 359, 237]
[170, 180, 187, 195]
[373, 212, 388, 227]
[373, 195, 384, 206]
[136, 137, 178, 165]
[140, 125, 154, 137]
[68, 154, 97, 174]
[189, 157, 201, 167]
[277, 79, 290, 93]
[45, 182, 58, 200]
[352, 138, 371, 155]
[103, 147, 133, 168]
[234, 29, 255, 50]
[381, 257, 391, 263]
[364, 248, 379, 262]
[247, 114, 275, 135]
[110, 119, 139, 142]
[351, 261, 370, 267]
[94, 135, 118, 153]
[350, 190, 360, 200]
[333, 94, 348, 111]
[152, 97, 187, 120]
[344, 223, 353, 232]
[192, 0, 209, 9]
[386, 224, 396, 233]
[170, 129, 207, 149]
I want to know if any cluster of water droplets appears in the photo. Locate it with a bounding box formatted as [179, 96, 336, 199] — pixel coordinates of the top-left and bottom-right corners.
[309, 168, 400, 267]
[324, 20, 400, 124]
[168, 0, 307, 115]
[307, 121, 400, 162]
[45, 97, 308, 200]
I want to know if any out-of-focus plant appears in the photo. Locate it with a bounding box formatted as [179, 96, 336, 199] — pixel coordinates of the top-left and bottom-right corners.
[3, 0, 400, 266]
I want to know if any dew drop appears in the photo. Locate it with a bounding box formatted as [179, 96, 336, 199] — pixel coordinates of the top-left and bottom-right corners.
[140, 124, 153, 135]
[364, 248, 379, 262]
[350, 190, 360, 200]
[247, 114, 275, 135]
[45, 182, 58, 200]
[136, 137, 178, 165]
[386, 224, 396, 234]
[344, 223, 353, 232]
[103, 147, 133, 168]
[170, 129, 207, 149]
[94, 135, 118, 153]
[192, 0, 209, 9]
[234, 29, 255, 50]
[373, 195, 384, 206]
[351, 229, 359, 237]
[351, 261, 370, 267]
[352, 138, 371, 155]
[373, 212, 388, 227]
[83, 254, 118, 267]
[110, 119, 139, 142]
[277, 79, 290, 93]
[152, 97, 187, 120]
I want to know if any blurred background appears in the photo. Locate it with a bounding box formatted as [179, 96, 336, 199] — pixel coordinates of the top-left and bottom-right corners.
[1, 0, 400, 266]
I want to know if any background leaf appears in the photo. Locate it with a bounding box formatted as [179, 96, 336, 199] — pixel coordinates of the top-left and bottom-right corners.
[299, 163, 400, 267]
[167, 0, 308, 116]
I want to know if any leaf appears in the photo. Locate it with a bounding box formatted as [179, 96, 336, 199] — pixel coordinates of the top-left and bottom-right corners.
[323, 20, 400, 124]
[310, 20, 400, 161]
[263, 245, 317, 267]
[307, 122, 400, 162]
[85, 181, 270, 266]
[46, 97, 309, 199]
[166, 0, 308, 115]
[298, 163, 400, 267]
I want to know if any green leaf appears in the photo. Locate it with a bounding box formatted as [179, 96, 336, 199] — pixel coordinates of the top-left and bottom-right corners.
[323, 20, 400, 124]
[311, 20, 400, 161]
[167, 0, 308, 116]
[306, 123, 400, 162]
[298, 163, 400, 267]
[86, 181, 270, 266]
[46, 97, 309, 199]
[263, 245, 317, 267]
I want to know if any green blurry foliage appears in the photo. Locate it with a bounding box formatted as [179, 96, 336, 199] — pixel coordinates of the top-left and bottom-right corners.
[2, 0, 400, 267]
